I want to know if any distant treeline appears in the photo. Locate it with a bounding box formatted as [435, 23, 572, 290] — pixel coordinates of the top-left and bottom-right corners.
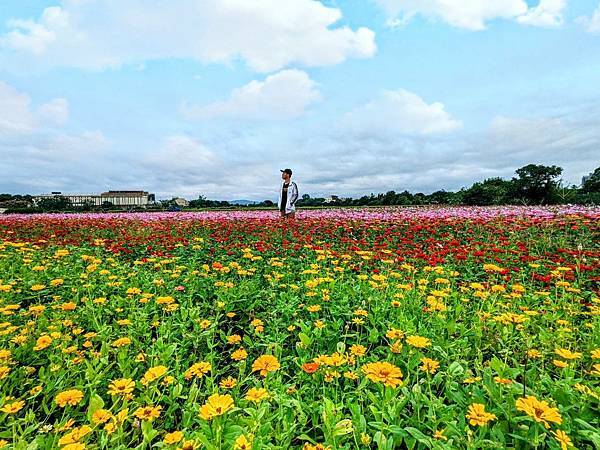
[249, 164, 600, 208]
[1, 164, 599, 213]
[292, 164, 600, 208]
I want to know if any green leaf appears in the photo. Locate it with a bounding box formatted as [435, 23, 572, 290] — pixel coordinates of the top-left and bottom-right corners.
[141, 420, 158, 443]
[404, 427, 431, 444]
[298, 332, 311, 347]
[86, 393, 105, 422]
[447, 361, 465, 377]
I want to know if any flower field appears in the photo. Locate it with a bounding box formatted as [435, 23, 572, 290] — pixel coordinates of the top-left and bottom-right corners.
[0, 206, 598, 450]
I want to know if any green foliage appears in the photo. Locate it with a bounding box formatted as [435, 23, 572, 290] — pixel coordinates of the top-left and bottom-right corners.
[581, 167, 600, 193]
[511, 164, 563, 205]
[36, 196, 72, 211]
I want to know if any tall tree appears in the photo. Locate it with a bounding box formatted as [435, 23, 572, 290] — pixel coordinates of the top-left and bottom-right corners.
[512, 164, 563, 204]
[582, 167, 600, 193]
[462, 178, 513, 205]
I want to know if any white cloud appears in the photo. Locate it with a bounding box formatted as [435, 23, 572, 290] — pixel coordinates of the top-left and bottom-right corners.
[488, 115, 599, 155]
[577, 3, 600, 33]
[144, 135, 219, 171]
[373, 0, 528, 30]
[1, 128, 112, 193]
[0, 80, 69, 133]
[2, 110, 598, 199]
[37, 98, 69, 127]
[373, 0, 567, 30]
[342, 89, 462, 136]
[181, 70, 321, 120]
[0, 0, 376, 72]
[2, 7, 67, 55]
[517, 0, 567, 27]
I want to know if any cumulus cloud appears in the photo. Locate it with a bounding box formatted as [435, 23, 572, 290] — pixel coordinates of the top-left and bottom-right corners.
[342, 89, 462, 136]
[373, 0, 567, 30]
[1, 129, 112, 193]
[517, 0, 567, 27]
[0, 0, 376, 72]
[1, 82, 597, 200]
[181, 70, 321, 120]
[293, 111, 599, 197]
[3, 110, 598, 199]
[373, 0, 528, 30]
[0, 80, 113, 194]
[487, 115, 600, 161]
[2, 7, 68, 55]
[37, 98, 69, 127]
[577, 3, 600, 33]
[0, 80, 69, 133]
[144, 135, 219, 170]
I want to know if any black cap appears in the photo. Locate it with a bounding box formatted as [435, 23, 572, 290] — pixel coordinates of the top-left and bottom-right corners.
[280, 168, 292, 175]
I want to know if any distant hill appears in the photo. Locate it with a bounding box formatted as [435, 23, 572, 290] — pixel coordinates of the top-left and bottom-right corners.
[230, 199, 258, 205]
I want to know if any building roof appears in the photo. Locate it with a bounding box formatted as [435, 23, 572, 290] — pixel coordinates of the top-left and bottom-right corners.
[101, 191, 149, 197]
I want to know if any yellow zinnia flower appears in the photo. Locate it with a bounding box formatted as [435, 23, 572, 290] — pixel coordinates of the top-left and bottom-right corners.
[91, 409, 112, 424]
[350, 344, 366, 356]
[199, 393, 234, 420]
[111, 337, 131, 348]
[1, 400, 25, 414]
[0, 366, 10, 380]
[177, 440, 198, 450]
[234, 435, 253, 450]
[361, 361, 403, 387]
[141, 365, 168, 385]
[245, 387, 269, 403]
[420, 357, 440, 374]
[515, 395, 562, 428]
[466, 403, 497, 426]
[219, 376, 237, 389]
[33, 335, 52, 351]
[552, 359, 568, 369]
[134, 405, 162, 421]
[164, 431, 184, 444]
[184, 361, 211, 380]
[58, 425, 92, 446]
[405, 335, 431, 348]
[107, 378, 135, 396]
[231, 348, 248, 361]
[554, 348, 582, 360]
[55, 389, 84, 407]
[251, 355, 280, 377]
[552, 430, 573, 450]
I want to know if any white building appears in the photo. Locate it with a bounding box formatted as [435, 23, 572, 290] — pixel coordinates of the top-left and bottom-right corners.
[34, 193, 102, 207]
[34, 190, 155, 208]
[100, 191, 155, 207]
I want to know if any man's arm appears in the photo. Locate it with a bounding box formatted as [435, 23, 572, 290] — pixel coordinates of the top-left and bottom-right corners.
[290, 182, 299, 206]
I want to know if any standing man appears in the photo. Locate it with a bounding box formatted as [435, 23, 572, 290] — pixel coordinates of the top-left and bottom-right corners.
[278, 168, 298, 219]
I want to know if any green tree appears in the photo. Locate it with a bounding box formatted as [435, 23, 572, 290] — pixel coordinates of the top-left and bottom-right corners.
[511, 164, 563, 204]
[37, 196, 72, 211]
[462, 178, 513, 205]
[428, 190, 454, 204]
[582, 167, 600, 193]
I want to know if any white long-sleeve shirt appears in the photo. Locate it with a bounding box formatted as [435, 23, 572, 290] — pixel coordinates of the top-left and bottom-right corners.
[277, 180, 298, 213]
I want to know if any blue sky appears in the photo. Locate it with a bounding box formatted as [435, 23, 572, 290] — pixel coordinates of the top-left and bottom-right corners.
[0, 0, 599, 200]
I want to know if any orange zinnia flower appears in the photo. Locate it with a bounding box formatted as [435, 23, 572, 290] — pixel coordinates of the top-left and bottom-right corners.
[302, 362, 319, 374]
[252, 355, 280, 377]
